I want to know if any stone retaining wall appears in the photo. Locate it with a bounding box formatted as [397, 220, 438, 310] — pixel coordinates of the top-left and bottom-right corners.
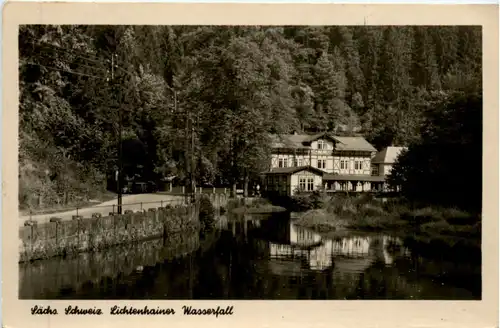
[18, 193, 230, 263]
[19, 205, 199, 263]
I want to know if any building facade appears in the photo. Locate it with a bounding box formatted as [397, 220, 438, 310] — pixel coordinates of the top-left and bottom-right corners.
[264, 132, 399, 195]
[263, 166, 324, 197]
[370, 146, 406, 191]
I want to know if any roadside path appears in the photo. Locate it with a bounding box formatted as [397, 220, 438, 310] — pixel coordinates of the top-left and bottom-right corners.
[19, 193, 185, 227]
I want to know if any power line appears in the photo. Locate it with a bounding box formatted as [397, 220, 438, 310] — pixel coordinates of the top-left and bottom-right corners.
[35, 52, 110, 74]
[20, 60, 106, 80]
[39, 41, 102, 60]
[24, 35, 132, 78]
[30, 39, 136, 80]
[40, 44, 136, 81]
[38, 43, 107, 67]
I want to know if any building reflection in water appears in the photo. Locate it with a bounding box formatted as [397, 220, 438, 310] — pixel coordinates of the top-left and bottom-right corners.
[222, 213, 411, 279]
[263, 221, 411, 273]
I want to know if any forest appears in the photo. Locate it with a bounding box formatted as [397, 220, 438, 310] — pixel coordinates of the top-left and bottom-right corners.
[18, 25, 482, 210]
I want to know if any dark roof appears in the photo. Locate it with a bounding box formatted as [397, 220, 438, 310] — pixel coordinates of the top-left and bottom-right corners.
[263, 166, 324, 176]
[371, 146, 407, 164]
[332, 136, 377, 152]
[270, 133, 376, 152]
[269, 134, 311, 149]
[323, 174, 386, 182]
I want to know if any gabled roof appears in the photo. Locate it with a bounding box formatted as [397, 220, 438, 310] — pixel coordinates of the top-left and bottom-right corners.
[371, 146, 407, 164]
[269, 134, 310, 149]
[301, 132, 338, 143]
[270, 133, 376, 152]
[332, 136, 377, 152]
[263, 165, 324, 176]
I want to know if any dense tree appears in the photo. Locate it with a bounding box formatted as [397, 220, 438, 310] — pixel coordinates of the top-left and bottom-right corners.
[19, 25, 482, 209]
[388, 92, 482, 211]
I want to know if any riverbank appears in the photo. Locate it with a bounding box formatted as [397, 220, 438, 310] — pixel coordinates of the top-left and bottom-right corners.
[231, 198, 286, 215]
[291, 194, 481, 243]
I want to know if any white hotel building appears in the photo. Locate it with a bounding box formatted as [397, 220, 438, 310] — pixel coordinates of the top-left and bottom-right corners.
[262, 132, 405, 196]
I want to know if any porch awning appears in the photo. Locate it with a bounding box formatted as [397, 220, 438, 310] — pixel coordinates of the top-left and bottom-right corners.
[262, 165, 324, 176]
[323, 174, 386, 182]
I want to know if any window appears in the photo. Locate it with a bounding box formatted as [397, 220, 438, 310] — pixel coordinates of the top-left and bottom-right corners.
[371, 165, 379, 176]
[283, 158, 288, 168]
[307, 178, 314, 191]
[298, 159, 303, 167]
[318, 159, 326, 169]
[299, 178, 306, 191]
[317, 140, 325, 150]
[355, 160, 362, 170]
[278, 158, 283, 168]
[340, 160, 346, 170]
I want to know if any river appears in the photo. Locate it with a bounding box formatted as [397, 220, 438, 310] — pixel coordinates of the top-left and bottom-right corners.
[19, 211, 481, 300]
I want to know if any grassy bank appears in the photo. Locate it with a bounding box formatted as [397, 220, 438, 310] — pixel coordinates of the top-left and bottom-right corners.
[231, 198, 287, 215]
[290, 193, 481, 240]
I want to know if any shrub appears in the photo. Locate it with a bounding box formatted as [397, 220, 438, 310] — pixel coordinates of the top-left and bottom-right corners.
[294, 209, 348, 232]
[420, 220, 453, 234]
[336, 197, 357, 216]
[252, 198, 271, 208]
[351, 216, 388, 230]
[91, 212, 102, 219]
[441, 208, 478, 225]
[290, 195, 312, 211]
[401, 207, 443, 226]
[49, 217, 62, 223]
[358, 203, 386, 217]
[382, 198, 410, 216]
[290, 194, 326, 212]
[354, 193, 375, 206]
[310, 191, 328, 209]
[199, 195, 215, 230]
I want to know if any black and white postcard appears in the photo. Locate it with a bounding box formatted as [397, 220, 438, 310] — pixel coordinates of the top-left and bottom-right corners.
[2, 3, 498, 328]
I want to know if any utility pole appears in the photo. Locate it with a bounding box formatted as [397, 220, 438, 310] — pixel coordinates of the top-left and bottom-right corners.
[165, 86, 193, 204]
[183, 96, 191, 204]
[110, 53, 122, 214]
[191, 112, 195, 202]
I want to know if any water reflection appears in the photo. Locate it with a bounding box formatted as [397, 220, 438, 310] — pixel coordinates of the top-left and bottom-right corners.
[19, 212, 481, 300]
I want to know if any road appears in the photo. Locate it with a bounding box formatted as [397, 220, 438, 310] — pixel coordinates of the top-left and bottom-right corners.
[20, 193, 186, 227]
